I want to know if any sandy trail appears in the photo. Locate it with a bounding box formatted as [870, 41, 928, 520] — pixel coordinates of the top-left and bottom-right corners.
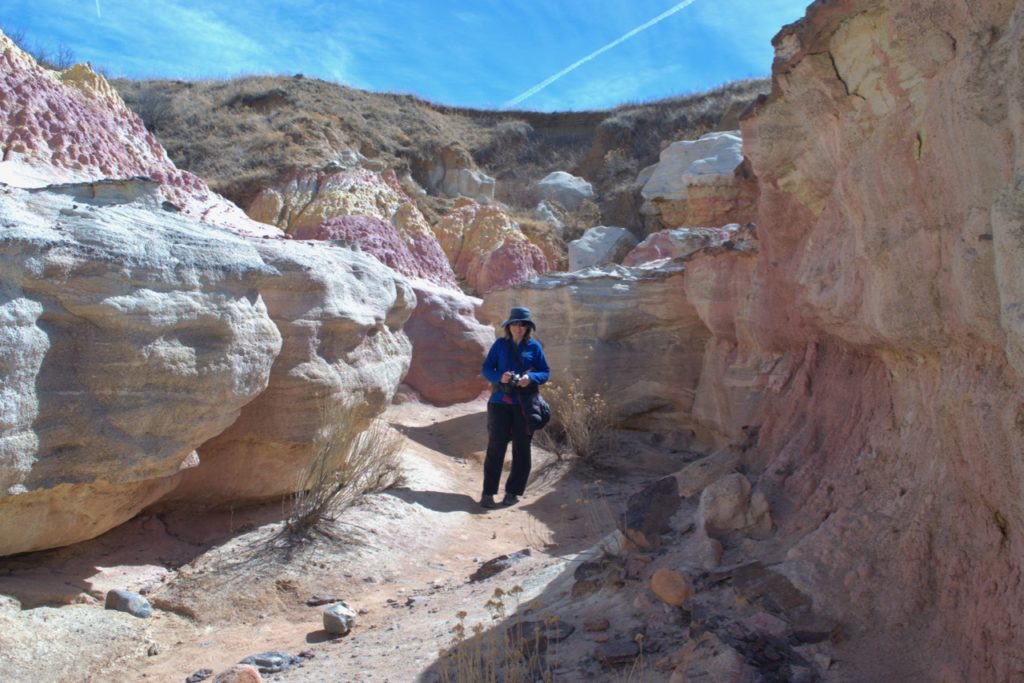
[0, 398, 664, 682]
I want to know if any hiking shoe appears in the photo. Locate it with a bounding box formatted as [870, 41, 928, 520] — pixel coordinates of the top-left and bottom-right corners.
[480, 494, 497, 509]
[501, 494, 520, 506]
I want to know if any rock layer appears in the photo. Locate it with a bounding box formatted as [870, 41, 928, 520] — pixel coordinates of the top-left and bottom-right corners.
[0, 184, 283, 554]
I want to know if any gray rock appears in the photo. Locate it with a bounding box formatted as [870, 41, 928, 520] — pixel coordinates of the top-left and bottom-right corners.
[619, 476, 681, 550]
[239, 651, 302, 674]
[469, 549, 532, 582]
[535, 171, 594, 210]
[323, 602, 357, 636]
[104, 590, 151, 619]
[569, 226, 638, 271]
[185, 669, 214, 683]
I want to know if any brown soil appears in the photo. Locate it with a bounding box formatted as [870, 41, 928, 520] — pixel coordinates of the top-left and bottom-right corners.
[0, 399, 696, 682]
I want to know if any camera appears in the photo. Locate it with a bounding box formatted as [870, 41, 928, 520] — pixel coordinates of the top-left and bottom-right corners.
[501, 372, 525, 394]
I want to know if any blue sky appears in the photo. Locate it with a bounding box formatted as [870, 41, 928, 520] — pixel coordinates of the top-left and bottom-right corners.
[3, 1, 809, 111]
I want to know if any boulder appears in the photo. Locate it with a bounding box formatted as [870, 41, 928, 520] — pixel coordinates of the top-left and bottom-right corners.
[568, 226, 638, 271]
[432, 199, 548, 294]
[697, 473, 753, 537]
[0, 183, 282, 555]
[535, 171, 594, 211]
[640, 131, 756, 229]
[0, 30, 279, 238]
[403, 282, 492, 404]
[170, 237, 415, 505]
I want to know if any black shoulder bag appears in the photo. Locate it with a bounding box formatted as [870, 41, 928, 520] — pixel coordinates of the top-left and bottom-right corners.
[508, 340, 551, 432]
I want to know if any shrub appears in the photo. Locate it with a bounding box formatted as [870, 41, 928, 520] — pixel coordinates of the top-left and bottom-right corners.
[536, 378, 612, 463]
[282, 400, 405, 541]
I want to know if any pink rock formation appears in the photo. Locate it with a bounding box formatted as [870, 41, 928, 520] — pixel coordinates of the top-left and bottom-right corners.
[250, 166, 459, 289]
[623, 226, 738, 266]
[687, 1, 1024, 678]
[0, 30, 279, 238]
[403, 282, 493, 405]
[433, 199, 548, 294]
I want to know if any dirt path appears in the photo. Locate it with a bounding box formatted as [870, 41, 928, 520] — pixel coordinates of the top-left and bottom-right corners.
[0, 398, 669, 682]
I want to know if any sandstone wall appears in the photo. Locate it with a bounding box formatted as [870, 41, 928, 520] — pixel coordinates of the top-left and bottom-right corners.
[706, 1, 1024, 678]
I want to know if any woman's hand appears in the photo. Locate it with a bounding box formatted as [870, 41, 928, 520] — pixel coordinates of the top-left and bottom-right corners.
[501, 371, 513, 384]
[516, 374, 531, 388]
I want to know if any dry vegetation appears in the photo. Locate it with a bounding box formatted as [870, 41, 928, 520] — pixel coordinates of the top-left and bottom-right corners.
[113, 75, 768, 227]
[280, 400, 405, 543]
[536, 378, 614, 464]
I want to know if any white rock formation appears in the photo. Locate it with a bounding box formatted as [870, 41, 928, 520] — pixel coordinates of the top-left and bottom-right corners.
[535, 171, 594, 211]
[568, 226, 639, 271]
[641, 131, 743, 203]
[0, 183, 283, 555]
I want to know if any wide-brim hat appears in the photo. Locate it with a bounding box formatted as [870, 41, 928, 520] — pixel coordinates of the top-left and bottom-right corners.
[501, 306, 536, 331]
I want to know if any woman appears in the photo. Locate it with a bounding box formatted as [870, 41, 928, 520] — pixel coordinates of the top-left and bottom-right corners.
[479, 306, 550, 509]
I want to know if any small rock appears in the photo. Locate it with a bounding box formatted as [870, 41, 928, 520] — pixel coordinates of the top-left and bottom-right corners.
[650, 568, 693, 607]
[468, 549, 531, 582]
[596, 640, 641, 666]
[305, 594, 345, 607]
[584, 618, 610, 632]
[104, 589, 152, 618]
[239, 652, 301, 674]
[619, 476, 681, 550]
[185, 669, 213, 683]
[147, 642, 160, 657]
[358, 608, 369, 615]
[212, 664, 262, 683]
[324, 602, 357, 636]
[623, 555, 651, 580]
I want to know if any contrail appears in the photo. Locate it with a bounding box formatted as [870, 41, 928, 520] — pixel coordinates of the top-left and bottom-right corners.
[503, 0, 700, 108]
[95, 0, 101, 18]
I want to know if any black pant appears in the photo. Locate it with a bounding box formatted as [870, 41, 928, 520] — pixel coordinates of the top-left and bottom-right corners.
[483, 402, 532, 496]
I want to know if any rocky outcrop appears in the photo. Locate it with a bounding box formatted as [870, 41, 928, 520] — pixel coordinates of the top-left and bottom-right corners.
[623, 225, 739, 267]
[481, 262, 711, 433]
[534, 171, 594, 211]
[690, 1, 1024, 679]
[247, 165, 458, 285]
[170, 237, 414, 505]
[567, 226, 638, 271]
[0, 30, 279, 238]
[402, 282, 493, 405]
[0, 184, 283, 555]
[418, 143, 495, 203]
[640, 131, 756, 229]
[432, 199, 548, 294]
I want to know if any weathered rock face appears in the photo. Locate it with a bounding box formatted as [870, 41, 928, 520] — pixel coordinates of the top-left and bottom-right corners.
[169, 237, 415, 505]
[481, 263, 710, 433]
[640, 131, 757, 229]
[696, 1, 1024, 679]
[0, 184, 283, 555]
[432, 199, 548, 294]
[247, 165, 457, 286]
[535, 171, 594, 211]
[419, 143, 496, 203]
[623, 225, 739, 267]
[403, 282, 493, 405]
[0, 30, 279, 238]
[568, 226, 638, 271]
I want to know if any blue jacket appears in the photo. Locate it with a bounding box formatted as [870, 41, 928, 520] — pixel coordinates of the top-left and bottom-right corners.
[481, 337, 550, 405]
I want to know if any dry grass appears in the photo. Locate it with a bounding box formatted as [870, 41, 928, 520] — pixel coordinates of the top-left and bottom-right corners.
[112, 75, 768, 229]
[439, 586, 561, 683]
[536, 378, 613, 464]
[281, 400, 405, 542]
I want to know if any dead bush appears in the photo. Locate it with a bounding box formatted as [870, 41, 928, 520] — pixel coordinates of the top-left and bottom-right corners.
[282, 400, 405, 541]
[536, 378, 612, 463]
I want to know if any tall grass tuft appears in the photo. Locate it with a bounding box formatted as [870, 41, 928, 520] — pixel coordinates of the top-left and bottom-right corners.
[282, 399, 404, 541]
[536, 378, 613, 463]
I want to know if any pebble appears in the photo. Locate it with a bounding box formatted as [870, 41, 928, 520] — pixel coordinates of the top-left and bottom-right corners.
[104, 589, 152, 618]
[324, 603, 357, 636]
[185, 669, 214, 683]
[239, 652, 302, 674]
